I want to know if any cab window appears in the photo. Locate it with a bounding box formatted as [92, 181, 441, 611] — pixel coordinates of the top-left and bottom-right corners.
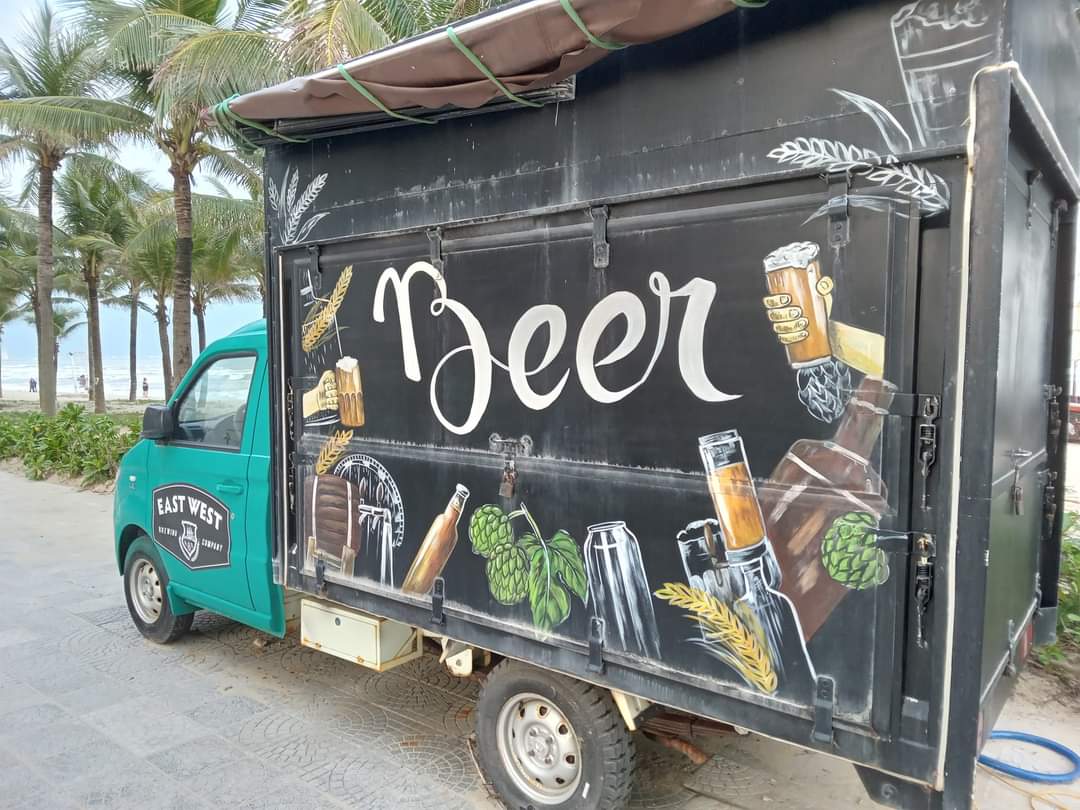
[174, 355, 257, 450]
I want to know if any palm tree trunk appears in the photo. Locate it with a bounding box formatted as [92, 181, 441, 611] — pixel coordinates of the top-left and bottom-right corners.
[195, 303, 207, 355]
[156, 302, 173, 401]
[170, 166, 194, 388]
[86, 313, 94, 402]
[35, 158, 58, 416]
[86, 269, 106, 414]
[128, 285, 139, 402]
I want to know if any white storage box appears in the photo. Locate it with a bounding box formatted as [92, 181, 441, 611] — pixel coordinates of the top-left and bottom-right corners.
[300, 599, 422, 672]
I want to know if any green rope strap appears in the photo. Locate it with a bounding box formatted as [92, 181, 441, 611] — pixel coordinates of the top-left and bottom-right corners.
[335, 65, 436, 124]
[732, 0, 770, 6]
[558, 0, 626, 50]
[445, 25, 544, 108]
[212, 95, 309, 146]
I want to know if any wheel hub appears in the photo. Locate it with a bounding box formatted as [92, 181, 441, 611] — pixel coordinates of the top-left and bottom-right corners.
[496, 692, 582, 805]
[129, 559, 163, 624]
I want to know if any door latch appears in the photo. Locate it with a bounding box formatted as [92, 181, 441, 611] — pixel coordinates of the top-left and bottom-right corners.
[917, 396, 940, 511]
[1043, 470, 1059, 536]
[1008, 449, 1033, 516]
[1045, 384, 1063, 448]
[913, 535, 936, 649]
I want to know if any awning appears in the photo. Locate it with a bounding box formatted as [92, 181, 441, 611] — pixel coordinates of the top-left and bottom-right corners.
[220, 0, 745, 132]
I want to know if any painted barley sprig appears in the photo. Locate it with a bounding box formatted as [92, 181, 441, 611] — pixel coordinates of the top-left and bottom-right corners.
[315, 429, 353, 475]
[302, 265, 353, 353]
[268, 165, 330, 245]
[655, 582, 778, 695]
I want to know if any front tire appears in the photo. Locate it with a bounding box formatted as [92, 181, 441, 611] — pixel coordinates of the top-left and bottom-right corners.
[123, 538, 193, 644]
[475, 659, 635, 810]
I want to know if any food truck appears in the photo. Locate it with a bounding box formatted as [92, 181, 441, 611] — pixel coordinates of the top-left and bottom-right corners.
[114, 1, 1080, 807]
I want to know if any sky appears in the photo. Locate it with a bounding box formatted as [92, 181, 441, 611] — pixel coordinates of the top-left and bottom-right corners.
[0, 0, 261, 370]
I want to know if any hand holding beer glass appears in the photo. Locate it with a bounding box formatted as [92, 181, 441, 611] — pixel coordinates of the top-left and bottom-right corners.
[301, 370, 339, 419]
[761, 242, 851, 423]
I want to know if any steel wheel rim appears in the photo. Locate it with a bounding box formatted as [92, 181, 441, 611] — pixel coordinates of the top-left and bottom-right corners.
[495, 691, 582, 804]
[129, 558, 163, 624]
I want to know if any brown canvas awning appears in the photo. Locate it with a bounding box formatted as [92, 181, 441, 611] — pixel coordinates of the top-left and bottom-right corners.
[224, 0, 742, 127]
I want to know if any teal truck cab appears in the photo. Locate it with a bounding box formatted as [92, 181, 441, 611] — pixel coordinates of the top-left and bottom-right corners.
[114, 321, 286, 643]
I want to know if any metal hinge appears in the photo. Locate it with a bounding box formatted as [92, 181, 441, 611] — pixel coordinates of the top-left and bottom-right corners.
[811, 676, 836, 744]
[427, 227, 444, 271]
[827, 173, 851, 248]
[590, 206, 610, 269]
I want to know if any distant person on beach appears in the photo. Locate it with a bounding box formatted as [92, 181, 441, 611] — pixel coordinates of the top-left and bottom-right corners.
[29, 378, 37, 393]
[78, 374, 87, 391]
[142, 378, 149, 398]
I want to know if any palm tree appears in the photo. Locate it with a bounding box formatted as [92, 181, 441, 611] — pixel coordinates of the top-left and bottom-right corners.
[80, 0, 277, 389]
[55, 156, 149, 412]
[0, 2, 151, 415]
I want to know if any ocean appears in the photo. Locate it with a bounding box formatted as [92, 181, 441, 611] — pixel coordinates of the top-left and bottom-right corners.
[2, 356, 169, 400]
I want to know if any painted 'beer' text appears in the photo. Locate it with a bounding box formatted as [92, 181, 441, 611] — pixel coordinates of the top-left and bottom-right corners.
[374, 261, 740, 435]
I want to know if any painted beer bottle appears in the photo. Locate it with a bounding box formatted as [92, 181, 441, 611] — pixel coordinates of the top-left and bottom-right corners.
[758, 377, 896, 639]
[402, 485, 470, 595]
[698, 431, 816, 703]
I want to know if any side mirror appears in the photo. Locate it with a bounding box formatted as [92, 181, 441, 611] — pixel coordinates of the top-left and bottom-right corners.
[141, 405, 175, 441]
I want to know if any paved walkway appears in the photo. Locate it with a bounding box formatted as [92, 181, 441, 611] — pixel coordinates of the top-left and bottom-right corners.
[0, 469, 1076, 809]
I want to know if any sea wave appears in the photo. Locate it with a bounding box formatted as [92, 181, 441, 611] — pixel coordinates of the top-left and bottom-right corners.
[2, 357, 167, 399]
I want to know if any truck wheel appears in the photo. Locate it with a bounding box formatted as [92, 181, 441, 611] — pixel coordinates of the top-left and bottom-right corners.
[123, 538, 193, 644]
[475, 659, 635, 810]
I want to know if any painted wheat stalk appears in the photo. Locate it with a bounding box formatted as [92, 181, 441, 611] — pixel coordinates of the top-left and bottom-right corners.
[268, 166, 330, 244]
[767, 137, 949, 214]
[302, 265, 353, 352]
[315, 430, 353, 475]
[655, 582, 778, 695]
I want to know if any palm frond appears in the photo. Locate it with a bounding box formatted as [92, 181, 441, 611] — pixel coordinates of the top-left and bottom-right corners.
[151, 28, 290, 113]
[0, 96, 152, 144]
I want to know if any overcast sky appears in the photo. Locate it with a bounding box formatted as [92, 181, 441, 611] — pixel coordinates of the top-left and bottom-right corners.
[0, 0, 261, 368]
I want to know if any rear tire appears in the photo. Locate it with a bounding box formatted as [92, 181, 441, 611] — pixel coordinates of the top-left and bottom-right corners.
[123, 538, 193, 644]
[475, 659, 635, 810]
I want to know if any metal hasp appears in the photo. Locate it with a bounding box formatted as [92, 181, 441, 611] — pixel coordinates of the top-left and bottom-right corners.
[431, 576, 446, 625]
[916, 396, 940, 511]
[811, 676, 836, 744]
[427, 227, 444, 271]
[827, 173, 851, 248]
[588, 616, 605, 674]
[590, 205, 610, 269]
[1025, 169, 1043, 229]
[489, 433, 533, 499]
[913, 535, 936, 649]
[1043, 469, 1059, 538]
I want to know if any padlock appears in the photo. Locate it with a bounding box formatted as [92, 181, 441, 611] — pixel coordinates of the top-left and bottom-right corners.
[1011, 482, 1025, 516]
[499, 460, 517, 499]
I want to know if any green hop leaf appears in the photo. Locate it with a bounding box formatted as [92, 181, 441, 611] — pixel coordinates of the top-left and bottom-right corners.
[486, 545, 529, 605]
[469, 504, 514, 559]
[547, 530, 588, 602]
[528, 549, 571, 633]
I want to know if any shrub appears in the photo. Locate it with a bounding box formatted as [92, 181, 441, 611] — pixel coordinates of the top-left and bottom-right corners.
[0, 405, 140, 486]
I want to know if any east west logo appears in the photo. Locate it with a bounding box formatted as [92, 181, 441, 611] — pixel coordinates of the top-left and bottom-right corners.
[152, 485, 232, 570]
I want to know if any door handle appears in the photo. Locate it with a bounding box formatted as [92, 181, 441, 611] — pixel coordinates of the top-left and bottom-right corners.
[216, 482, 244, 495]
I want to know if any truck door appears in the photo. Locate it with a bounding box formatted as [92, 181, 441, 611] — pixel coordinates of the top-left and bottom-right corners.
[148, 352, 264, 618]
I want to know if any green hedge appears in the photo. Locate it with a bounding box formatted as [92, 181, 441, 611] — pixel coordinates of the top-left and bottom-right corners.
[0, 404, 141, 485]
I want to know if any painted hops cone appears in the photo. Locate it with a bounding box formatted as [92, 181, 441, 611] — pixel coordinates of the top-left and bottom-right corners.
[821, 512, 890, 590]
